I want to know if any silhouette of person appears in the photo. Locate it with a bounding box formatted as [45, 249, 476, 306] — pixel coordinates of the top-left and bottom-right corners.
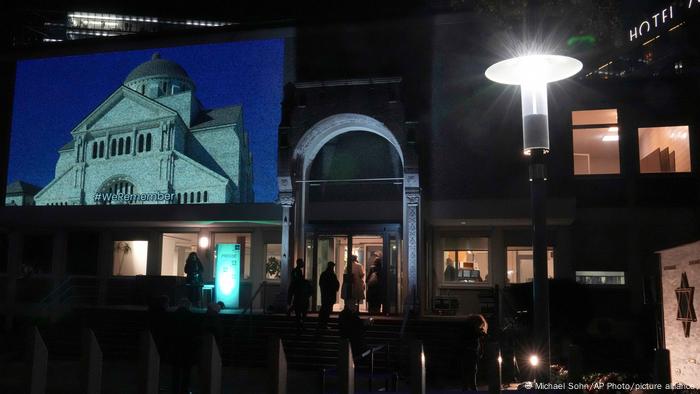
[366, 258, 383, 315]
[462, 314, 488, 391]
[319, 261, 340, 329]
[170, 298, 199, 394]
[287, 258, 305, 313]
[184, 252, 204, 305]
[289, 276, 313, 333]
[444, 257, 457, 282]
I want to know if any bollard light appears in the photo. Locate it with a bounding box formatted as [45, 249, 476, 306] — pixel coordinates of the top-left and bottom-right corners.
[529, 354, 540, 367]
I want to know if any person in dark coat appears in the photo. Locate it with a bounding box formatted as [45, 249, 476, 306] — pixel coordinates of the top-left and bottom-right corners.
[289, 276, 313, 333]
[318, 261, 340, 329]
[287, 258, 305, 312]
[184, 252, 204, 305]
[366, 258, 384, 315]
[462, 314, 488, 391]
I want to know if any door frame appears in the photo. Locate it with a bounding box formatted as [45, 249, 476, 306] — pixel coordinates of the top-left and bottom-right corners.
[304, 223, 401, 313]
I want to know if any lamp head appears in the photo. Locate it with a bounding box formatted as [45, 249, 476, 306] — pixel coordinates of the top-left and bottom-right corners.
[485, 54, 582, 86]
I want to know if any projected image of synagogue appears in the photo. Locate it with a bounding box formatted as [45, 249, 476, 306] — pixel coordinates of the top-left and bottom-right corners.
[31, 53, 253, 206]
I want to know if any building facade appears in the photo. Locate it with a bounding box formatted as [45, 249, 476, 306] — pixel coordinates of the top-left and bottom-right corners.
[33, 54, 254, 206]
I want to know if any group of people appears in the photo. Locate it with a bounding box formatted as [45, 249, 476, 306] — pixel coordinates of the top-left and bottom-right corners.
[286, 254, 385, 332]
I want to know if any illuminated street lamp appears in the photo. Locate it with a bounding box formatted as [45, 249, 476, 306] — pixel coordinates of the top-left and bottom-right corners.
[485, 54, 582, 382]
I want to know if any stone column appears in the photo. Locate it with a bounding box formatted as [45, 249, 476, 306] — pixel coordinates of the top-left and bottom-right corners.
[404, 178, 421, 311]
[279, 192, 294, 296]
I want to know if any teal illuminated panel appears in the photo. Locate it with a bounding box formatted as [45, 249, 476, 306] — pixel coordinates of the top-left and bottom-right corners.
[215, 243, 240, 308]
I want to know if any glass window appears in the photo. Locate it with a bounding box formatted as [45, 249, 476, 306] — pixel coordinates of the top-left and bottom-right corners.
[572, 109, 621, 175]
[161, 233, 197, 276]
[638, 126, 691, 173]
[112, 240, 148, 276]
[440, 237, 489, 284]
[506, 247, 554, 284]
[213, 233, 252, 280]
[575, 271, 625, 285]
[264, 243, 282, 281]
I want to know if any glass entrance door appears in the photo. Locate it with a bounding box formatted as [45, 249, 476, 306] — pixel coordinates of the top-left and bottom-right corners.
[306, 226, 401, 314]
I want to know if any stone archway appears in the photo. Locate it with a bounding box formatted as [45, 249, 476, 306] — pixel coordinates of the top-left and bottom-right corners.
[278, 113, 421, 311]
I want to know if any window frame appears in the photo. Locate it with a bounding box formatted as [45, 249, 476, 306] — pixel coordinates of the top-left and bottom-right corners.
[571, 108, 623, 178]
[436, 232, 492, 288]
[636, 123, 693, 176]
[505, 246, 555, 285]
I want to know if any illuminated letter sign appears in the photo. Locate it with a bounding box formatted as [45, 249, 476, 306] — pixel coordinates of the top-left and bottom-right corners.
[215, 243, 240, 308]
[629, 5, 676, 42]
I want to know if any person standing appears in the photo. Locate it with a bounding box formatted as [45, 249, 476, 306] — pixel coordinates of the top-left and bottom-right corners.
[289, 276, 313, 333]
[184, 252, 204, 306]
[366, 258, 383, 315]
[318, 261, 340, 329]
[287, 258, 305, 313]
[462, 314, 488, 391]
[350, 255, 366, 311]
[444, 257, 457, 282]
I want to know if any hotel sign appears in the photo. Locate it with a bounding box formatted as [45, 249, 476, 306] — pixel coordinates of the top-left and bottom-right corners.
[629, 1, 699, 42]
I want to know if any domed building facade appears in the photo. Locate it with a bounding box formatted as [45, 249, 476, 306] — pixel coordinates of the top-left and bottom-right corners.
[33, 53, 254, 205]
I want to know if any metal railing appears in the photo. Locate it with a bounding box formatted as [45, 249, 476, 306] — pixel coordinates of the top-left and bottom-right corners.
[320, 343, 398, 393]
[240, 280, 267, 337]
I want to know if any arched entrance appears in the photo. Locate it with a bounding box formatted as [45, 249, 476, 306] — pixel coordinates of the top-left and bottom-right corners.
[278, 112, 421, 314]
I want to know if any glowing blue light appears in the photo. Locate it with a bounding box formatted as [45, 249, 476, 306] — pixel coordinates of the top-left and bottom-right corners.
[215, 243, 240, 308]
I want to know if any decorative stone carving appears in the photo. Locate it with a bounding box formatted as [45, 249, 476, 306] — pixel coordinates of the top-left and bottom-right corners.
[292, 113, 405, 177]
[278, 192, 295, 207]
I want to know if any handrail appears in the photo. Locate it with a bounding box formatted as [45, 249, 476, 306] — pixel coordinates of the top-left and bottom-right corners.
[320, 342, 395, 393]
[38, 275, 74, 304]
[241, 280, 267, 316]
[241, 280, 267, 338]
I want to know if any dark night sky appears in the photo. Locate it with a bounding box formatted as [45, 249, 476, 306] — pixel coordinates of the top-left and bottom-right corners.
[8, 39, 284, 202]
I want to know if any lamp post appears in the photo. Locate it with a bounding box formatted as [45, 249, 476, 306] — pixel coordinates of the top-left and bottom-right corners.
[485, 54, 582, 382]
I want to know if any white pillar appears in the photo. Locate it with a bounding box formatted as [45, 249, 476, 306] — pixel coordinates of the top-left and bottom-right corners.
[268, 336, 287, 394]
[138, 331, 160, 394]
[339, 339, 354, 394]
[27, 326, 47, 394]
[82, 328, 102, 394]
